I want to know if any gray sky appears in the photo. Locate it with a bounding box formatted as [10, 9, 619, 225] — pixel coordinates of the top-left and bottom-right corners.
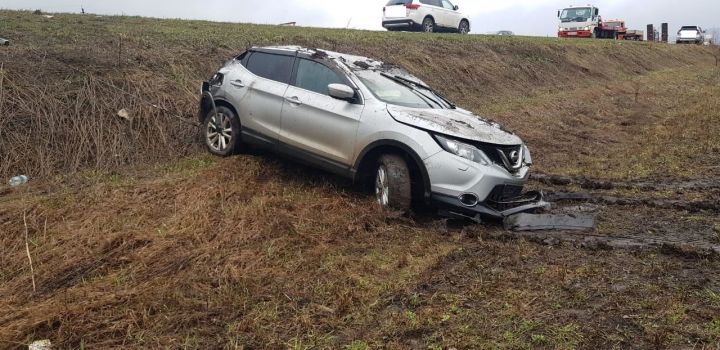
[1, 0, 718, 36]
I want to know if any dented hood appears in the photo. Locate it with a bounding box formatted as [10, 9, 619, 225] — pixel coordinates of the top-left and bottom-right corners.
[387, 105, 522, 145]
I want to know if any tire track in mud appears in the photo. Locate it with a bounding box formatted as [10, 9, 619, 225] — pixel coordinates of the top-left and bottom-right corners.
[487, 228, 720, 259]
[545, 192, 720, 213]
[531, 173, 720, 192]
[514, 173, 720, 257]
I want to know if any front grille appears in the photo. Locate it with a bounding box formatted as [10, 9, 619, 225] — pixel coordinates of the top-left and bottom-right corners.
[486, 185, 524, 203]
[472, 142, 522, 173]
[485, 184, 539, 212]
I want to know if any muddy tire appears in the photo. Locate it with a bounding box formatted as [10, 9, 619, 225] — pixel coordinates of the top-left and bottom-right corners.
[375, 154, 412, 211]
[458, 20, 470, 34]
[203, 105, 242, 157]
[422, 17, 435, 33]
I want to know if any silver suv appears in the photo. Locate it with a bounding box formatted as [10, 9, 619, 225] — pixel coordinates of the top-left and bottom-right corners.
[199, 46, 544, 220]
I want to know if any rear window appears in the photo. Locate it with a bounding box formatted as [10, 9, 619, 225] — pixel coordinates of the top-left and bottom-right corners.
[386, 0, 411, 5]
[246, 52, 294, 84]
[681, 26, 698, 30]
[420, 0, 442, 6]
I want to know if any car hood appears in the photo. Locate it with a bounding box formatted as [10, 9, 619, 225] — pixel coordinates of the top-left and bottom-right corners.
[387, 105, 522, 145]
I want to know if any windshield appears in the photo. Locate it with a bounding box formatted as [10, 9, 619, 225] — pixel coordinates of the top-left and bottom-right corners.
[560, 7, 592, 23]
[386, 0, 411, 5]
[356, 71, 449, 109]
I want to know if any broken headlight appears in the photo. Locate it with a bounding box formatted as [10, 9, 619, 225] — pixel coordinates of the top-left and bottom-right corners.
[433, 134, 491, 166]
[522, 144, 533, 165]
[209, 73, 224, 86]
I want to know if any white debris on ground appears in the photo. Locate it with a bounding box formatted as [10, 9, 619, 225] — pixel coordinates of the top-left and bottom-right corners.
[117, 108, 132, 122]
[29, 340, 52, 350]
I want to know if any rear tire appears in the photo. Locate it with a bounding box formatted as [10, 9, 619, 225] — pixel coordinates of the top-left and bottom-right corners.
[375, 154, 412, 211]
[458, 20, 470, 34]
[203, 105, 242, 157]
[422, 17, 435, 33]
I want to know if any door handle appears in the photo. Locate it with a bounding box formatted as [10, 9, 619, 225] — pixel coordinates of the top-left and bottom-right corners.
[230, 80, 245, 88]
[285, 96, 302, 105]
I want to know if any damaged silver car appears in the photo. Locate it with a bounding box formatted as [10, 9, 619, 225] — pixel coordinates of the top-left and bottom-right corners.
[199, 46, 546, 220]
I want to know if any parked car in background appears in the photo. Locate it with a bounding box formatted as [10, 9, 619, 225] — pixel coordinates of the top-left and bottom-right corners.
[382, 0, 470, 34]
[496, 30, 514, 36]
[199, 46, 544, 220]
[676, 26, 705, 44]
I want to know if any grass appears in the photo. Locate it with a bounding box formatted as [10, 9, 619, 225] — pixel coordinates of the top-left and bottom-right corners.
[1, 9, 720, 350]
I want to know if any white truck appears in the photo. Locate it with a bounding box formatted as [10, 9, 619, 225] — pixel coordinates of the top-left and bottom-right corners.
[557, 5, 602, 38]
[557, 5, 644, 40]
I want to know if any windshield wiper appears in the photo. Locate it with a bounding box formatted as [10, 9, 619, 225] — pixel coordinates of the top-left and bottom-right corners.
[386, 74, 457, 109]
[379, 72, 439, 108]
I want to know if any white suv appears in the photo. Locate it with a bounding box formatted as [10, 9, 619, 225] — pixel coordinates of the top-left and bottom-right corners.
[382, 0, 470, 34]
[676, 26, 705, 44]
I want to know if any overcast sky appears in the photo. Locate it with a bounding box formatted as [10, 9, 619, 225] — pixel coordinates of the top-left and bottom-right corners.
[1, 0, 718, 36]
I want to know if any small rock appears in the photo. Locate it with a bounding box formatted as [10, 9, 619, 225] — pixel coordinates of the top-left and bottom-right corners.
[29, 340, 52, 350]
[117, 108, 132, 122]
[611, 284, 628, 293]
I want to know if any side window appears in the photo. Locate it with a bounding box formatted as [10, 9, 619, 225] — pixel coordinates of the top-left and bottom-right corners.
[441, 0, 454, 10]
[294, 59, 346, 96]
[236, 51, 250, 66]
[245, 52, 294, 84]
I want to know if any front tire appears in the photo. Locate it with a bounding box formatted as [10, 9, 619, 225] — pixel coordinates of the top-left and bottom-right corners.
[203, 105, 242, 157]
[458, 20, 470, 34]
[422, 17, 435, 33]
[375, 155, 412, 211]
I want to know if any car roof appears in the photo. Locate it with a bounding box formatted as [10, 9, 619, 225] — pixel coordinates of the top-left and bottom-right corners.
[249, 45, 431, 86]
[251, 46, 387, 71]
[252, 45, 371, 65]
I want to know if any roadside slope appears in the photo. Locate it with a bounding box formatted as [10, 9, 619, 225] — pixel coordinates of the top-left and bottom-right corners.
[0, 10, 716, 179]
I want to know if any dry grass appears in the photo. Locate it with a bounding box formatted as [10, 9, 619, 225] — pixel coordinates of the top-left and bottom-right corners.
[1, 156, 719, 349]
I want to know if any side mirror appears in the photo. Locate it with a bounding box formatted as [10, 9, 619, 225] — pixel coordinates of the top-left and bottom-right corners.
[328, 84, 355, 101]
[454, 5, 459, 10]
[557, 10, 560, 18]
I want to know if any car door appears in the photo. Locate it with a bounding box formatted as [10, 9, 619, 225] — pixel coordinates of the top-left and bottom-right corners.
[280, 58, 364, 169]
[235, 51, 295, 146]
[439, 0, 460, 29]
[419, 0, 443, 26]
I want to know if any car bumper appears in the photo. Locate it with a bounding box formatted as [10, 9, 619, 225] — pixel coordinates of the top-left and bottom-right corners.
[424, 151, 548, 220]
[558, 30, 593, 38]
[382, 19, 419, 29]
[676, 38, 701, 43]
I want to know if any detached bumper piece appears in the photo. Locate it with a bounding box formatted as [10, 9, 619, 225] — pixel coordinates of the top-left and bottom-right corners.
[433, 187, 550, 223]
[504, 213, 596, 232]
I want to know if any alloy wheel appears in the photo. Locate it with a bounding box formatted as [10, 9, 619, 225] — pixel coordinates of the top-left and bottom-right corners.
[423, 19, 434, 32]
[206, 112, 233, 152]
[375, 165, 390, 207]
